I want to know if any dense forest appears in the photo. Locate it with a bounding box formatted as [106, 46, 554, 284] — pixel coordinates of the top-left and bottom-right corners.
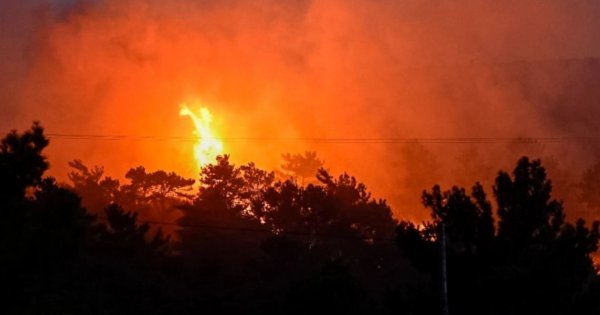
[2, 123, 600, 314]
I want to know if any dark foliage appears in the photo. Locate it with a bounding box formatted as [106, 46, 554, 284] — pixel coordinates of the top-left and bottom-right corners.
[2, 124, 600, 314]
[1, 124, 172, 314]
[395, 157, 600, 315]
[279, 151, 325, 185]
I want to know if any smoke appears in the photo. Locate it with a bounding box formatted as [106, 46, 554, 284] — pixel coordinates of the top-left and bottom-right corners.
[2, 0, 600, 221]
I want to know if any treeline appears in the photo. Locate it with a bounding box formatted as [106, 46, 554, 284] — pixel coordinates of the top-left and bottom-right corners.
[1, 123, 600, 314]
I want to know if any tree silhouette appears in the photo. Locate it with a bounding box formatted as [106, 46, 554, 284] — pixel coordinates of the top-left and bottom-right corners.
[0, 122, 49, 202]
[256, 168, 398, 312]
[1, 122, 51, 268]
[280, 151, 324, 185]
[4, 123, 600, 313]
[68, 159, 120, 215]
[69, 161, 194, 236]
[30, 178, 96, 258]
[261, 168, 396, 250]
[422, 183, 494, 255]
[177, 155, 266, 277]
[495, 157, 564, 248]
[1, 124, 176, 314]
[396, 157, 600, 314]
[101, 203, 169, 257]
[175, 155, 401, 312]
[493, 157, 599, 314]
[119, 166, 195, 232]
[122, 166, 196, 201]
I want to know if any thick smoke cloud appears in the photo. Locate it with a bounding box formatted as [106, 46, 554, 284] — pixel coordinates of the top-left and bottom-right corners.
[1, 0, 600, 221]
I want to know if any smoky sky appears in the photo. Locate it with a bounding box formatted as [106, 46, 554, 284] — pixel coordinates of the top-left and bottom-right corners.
[1, 0, 600, 220]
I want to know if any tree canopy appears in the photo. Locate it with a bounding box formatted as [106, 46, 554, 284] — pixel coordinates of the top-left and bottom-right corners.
[396, 157, 600, 314]
[2, 123, 600, 314]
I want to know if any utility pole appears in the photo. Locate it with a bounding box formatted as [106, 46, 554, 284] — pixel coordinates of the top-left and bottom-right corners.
[441, 223, 449, 315]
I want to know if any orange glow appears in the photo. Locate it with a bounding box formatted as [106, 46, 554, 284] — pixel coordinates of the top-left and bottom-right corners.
[179, 102, 223, 169]
[4, 0, 600, 225]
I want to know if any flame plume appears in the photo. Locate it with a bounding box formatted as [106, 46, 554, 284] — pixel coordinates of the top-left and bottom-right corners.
[179, 102, 223, 169]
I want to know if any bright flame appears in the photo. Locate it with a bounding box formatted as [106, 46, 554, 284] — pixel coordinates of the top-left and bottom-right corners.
[179, 102, 223, 168]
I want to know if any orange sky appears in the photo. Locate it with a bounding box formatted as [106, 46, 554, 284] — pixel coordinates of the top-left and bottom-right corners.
[2, 0, 600, 221]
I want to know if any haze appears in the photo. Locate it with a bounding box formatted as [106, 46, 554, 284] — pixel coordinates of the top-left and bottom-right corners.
[2, 0, 600, 221]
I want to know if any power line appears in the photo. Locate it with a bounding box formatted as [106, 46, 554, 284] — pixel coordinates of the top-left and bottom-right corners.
[42, 133, 600, 144]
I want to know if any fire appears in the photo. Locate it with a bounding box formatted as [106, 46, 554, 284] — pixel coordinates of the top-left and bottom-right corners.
[179, 102, 223, 168]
